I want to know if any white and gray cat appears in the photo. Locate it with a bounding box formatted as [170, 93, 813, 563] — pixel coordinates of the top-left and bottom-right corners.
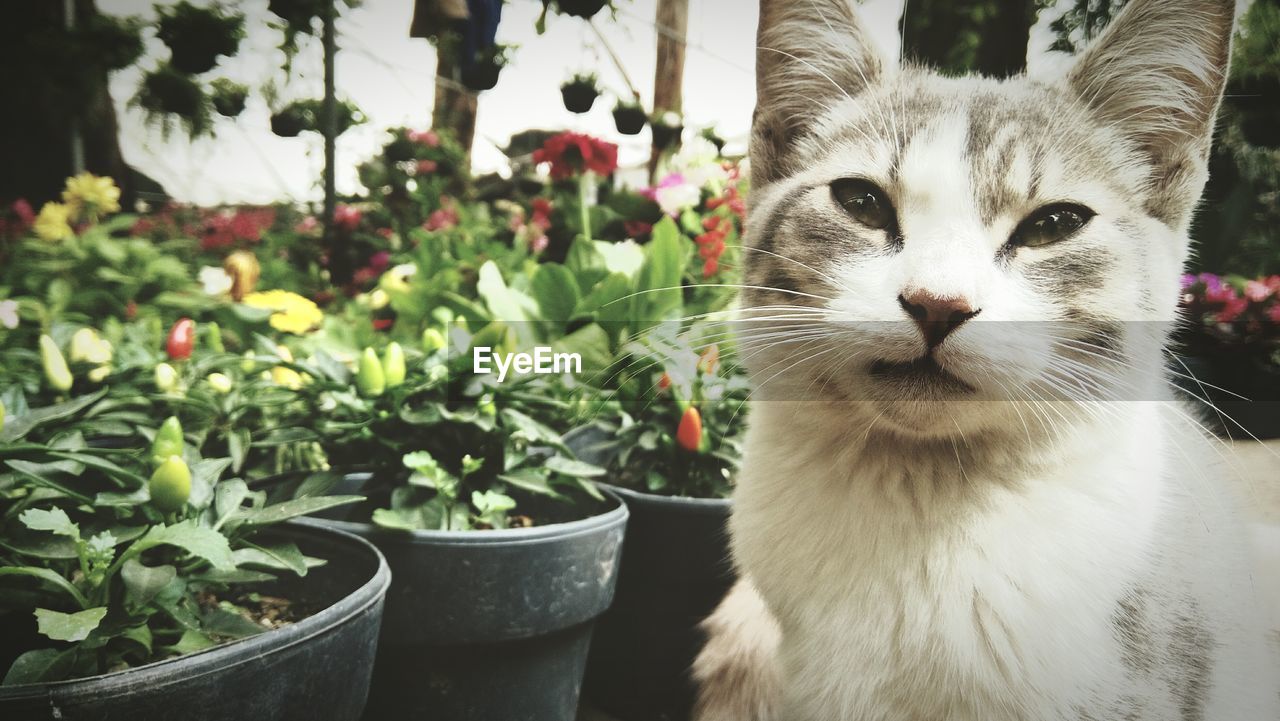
[693, 0, 1280, 719]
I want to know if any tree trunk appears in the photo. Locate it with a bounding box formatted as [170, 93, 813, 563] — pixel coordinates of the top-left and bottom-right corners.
[432, 43, 478, 161]
[649, 0, 688, 178]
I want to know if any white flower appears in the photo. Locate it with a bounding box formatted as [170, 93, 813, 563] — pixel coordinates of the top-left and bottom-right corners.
[654, 179, 702, 216]
[0, 299, 17, 329]
[670, 136, 728, 188]
[659, 111, 682, 128]
[199, 266, 233, 296]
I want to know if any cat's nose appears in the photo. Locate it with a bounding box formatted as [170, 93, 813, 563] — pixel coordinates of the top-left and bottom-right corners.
[898, 291, 981, 349]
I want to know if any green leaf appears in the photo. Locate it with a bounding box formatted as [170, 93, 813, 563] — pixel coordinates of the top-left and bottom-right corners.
[233, 542, 309, 577]
[228, 429, 250, 473]
[477, 260, 536, 325]
[121, 559, 176, 610]
[188, 458, 232, 510]
[19, 507, 79, 539]
[0, 389, 108, 443]
[630, 217, 686, 331]
[545, 456, 607, 478]
[499, 468, 563, 498]
[214, 479, 250, 525]
[228, 496, 363, 527]
[199, 606, 266, 639]
[3, 648, 75, 685]
[0, 566, 89, 608]
[34, 607, 108, 642]
[133, 521, 236, 571]
[164, 629, 217, 656]
[529, 263, 581, 321]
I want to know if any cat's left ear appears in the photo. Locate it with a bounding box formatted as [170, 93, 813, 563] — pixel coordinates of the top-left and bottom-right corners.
[1067, 0, 1235, 229]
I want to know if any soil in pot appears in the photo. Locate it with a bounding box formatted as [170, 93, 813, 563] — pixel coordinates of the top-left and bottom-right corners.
[562, 84, 600, 114]
[613, 106, 647, 135]
[0, 522, 390, 721]
[315, 492, 628, 721]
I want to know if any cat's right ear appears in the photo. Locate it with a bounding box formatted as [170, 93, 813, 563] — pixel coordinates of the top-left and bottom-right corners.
[753, 0, 885, 186]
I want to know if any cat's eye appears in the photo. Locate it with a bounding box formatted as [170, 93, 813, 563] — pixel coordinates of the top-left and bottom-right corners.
[831, 179, 896, 232]
[1010, 204, 1095, 248]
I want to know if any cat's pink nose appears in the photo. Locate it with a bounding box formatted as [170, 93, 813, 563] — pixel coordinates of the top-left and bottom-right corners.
[898, 291, 980, 349]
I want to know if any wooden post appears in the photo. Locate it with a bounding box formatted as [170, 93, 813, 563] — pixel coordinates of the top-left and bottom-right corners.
[321, 0, 337, 243]
[432, 46, 478, 160]
[650, 0, 688, 178]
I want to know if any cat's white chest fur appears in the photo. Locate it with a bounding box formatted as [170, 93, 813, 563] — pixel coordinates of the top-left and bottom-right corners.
[730, 401, 1273, 721]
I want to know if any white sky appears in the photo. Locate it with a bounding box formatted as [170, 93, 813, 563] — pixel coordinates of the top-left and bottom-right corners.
[98, 0, 1070, 206]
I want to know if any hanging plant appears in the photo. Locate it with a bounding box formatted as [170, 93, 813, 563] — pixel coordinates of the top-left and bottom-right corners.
[79, 13, 147, 72]
[561, 72, 600, 114]
[700, 126, 726, 154]
[651, 110, 684, 150]
[271, 98, 366, 137]
[134, 63, 213, 138]
[155, 1, 245, 75]
[545, 0, 611, 20]
[613, 98, 647, 135]
[268, 0, 358, 70]
[210, 78, 249, 118]
[460, 43, 516, 92]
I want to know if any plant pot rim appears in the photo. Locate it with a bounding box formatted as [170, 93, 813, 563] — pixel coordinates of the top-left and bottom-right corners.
[317, 486, 629, 547]
[0, 521, 389, 698]
[596, 481, 732, 513]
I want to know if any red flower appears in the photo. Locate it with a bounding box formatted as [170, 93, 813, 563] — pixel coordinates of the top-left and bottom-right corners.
[533, 132, 619, 180]
[530, 198, 554, 229]
[1268, 304, 1280, 324]
[334, 204, 362, 232]
[1217, 296, 1249, 323]
[414, 159, 438, 175]
[408, 129, 440, 147]
[12, 199, 35, 228]
[424, 197, 460, 232]
[624, 220, 653, 239]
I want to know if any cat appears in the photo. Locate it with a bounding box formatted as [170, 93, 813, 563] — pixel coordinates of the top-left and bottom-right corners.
[692, 0, 1280, 720]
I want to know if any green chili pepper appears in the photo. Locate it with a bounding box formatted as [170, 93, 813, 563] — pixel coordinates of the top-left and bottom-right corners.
[151, 416, 184, 467]
[154, 362, 179, 392]
[382, 342, 406, 388]
[149, 455, 191, 513]
[206, 321, 225, 354]
[422, 328, 446, 353]
[39, 335, 73, 392]
[357, 347, 385, 397]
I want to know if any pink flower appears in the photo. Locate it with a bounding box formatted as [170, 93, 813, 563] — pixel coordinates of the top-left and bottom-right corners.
[368, 251, 391, 272]
[409, 129, 441, 147]
[1216, 296, 1248, 323]
[1244, 280, 1273, 303]
[12, 199, 34, 227]
[530, 234, 549, 253]
[1268, 303, 1280, 324]
[414, 159, 438, 175]
[295, 215, 320, 234]
[333, 204, 362, 232]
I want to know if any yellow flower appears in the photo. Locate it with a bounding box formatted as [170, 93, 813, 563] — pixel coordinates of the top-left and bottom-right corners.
[62, 173, 121, 215]
[34, 202, 74, 242]
[242, 290, 323, 334]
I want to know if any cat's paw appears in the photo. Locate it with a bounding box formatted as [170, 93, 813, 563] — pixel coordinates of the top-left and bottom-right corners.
[692, 578, 782, 721]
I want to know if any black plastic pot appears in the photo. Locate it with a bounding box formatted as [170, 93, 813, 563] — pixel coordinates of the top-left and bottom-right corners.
[651, 122, 683, 151]
[562, 84, 600, 114]
[315, 494, 628, 721]
[461, 62, 502, 92]
[566, 427, 736, 721]
[584, 484, 733, 721]
[271, 109, 308, 138]
[212, 89, 247, 118]
[557, 0, 609, 19]
[0, 521, 390, 721]
[1171, 354, 1280, 439]
[613, 106, 648, 135]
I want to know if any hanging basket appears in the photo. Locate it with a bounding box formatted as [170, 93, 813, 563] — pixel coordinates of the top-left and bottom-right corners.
[210, 80, 249, 118]
[613, 104, 647, 135]
[156, 2, 244, 75]
[651, 120, 684, 151]
[461, 60, 503, 92]
[556, 0, 609, 19]
[271, 106, 311, 137]
[561, 82, 600, 114]
[138, 66, 205, 119]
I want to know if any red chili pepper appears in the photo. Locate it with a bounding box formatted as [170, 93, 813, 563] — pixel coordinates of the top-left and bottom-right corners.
[676, 406, 703, 452]
[166, 318, 196, 360]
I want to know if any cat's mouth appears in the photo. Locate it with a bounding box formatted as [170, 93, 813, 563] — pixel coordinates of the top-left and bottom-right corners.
[868, 355, 976, 394]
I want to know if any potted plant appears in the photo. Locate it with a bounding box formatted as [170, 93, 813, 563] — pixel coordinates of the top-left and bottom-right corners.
[613, 98, 648, 135]
[155, 2, 244, 75]
[460, 43, 516, 92]
[568, 335, 748, 721]
[651, 110, 684, 151]
[1173, 272, 1280, 439]
[210, 79, 249, 118]
[0, 385, 388, 719]
[135, 64, 213, 138]
[550, 0, 611, 20]
[277, 330, 628, 720]
[561, 72, 601, 114]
